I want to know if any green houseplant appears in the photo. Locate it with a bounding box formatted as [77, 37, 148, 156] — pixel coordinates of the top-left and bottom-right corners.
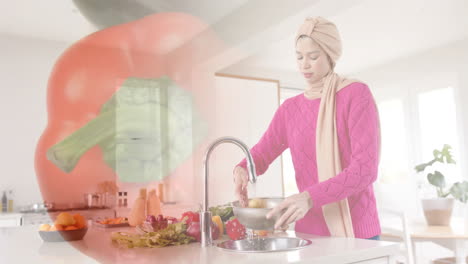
[414, 144, 468, 225]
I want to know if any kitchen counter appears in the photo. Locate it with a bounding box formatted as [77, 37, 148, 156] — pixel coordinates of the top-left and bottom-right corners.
[0, 213, 22, 227]
[0, 203, 199, 228]
[0, 224, 399, 264]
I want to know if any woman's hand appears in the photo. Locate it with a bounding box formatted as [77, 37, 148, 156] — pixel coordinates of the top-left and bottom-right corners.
[233, 166, 249, 207]
[266, 191, 313, 230]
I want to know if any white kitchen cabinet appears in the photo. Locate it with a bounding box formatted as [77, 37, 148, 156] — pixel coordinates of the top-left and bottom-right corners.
[0, 213, 22, 227]
[21, 213, 51, 226]
[48, 209, 115, 223]
[20, 209, 116, 226]
[210, 74, 282, 205]
[356, 257, 390, 264]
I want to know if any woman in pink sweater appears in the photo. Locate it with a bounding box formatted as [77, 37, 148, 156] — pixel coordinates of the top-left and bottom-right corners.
[234, 17, 381, 240]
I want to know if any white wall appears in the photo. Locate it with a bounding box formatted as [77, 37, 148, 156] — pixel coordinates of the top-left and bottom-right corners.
[208, 75, 283, 206]
[0, 33, 70, 208]
[354, 37, 468, 218]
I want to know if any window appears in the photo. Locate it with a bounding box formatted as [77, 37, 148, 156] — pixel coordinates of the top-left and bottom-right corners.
[377, 99, 409, 184]
[375, 85, 462, 214]
[417, 87, 462, 194]
[375, 98, 417, 212]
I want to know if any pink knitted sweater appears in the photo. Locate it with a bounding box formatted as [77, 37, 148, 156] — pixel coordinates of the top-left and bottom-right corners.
[237, 82, 381, 239]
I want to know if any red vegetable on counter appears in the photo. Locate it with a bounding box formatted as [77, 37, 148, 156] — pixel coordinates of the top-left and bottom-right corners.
[186, 221, 201, 242]
[211, 221, 220, 240]
[181, 211, 200, 226]
[145, 214, 168, 231]
[186, 221, 220, 242]
[225, 217, 246, 240]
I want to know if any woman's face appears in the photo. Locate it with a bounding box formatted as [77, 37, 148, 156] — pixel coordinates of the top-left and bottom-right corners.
[296, 36, 331, 84]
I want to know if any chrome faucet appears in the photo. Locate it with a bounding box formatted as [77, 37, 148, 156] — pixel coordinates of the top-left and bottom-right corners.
[200, 137, 257, 247]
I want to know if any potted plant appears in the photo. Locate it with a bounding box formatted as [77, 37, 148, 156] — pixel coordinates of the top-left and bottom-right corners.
[414, 144, 468, 226]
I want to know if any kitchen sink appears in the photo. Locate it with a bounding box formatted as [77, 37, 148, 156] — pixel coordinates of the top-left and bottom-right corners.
[216, 237, 312, 253]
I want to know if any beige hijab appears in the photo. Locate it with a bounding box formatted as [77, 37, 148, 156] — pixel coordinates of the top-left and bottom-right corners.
[296, 16, 357, 237]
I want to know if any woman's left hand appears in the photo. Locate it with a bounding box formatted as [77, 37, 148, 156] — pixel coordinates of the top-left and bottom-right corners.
[266, 191, 313, 230]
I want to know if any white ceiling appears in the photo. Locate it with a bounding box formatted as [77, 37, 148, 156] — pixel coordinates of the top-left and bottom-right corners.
[223, 0, 468, 86]
[0, 0, 96, 43]
[1, 0, 467, 88]
[0, 0, 249, 43]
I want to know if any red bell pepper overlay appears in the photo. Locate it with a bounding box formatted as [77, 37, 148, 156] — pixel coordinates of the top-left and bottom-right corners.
[34, 12, 228, 204]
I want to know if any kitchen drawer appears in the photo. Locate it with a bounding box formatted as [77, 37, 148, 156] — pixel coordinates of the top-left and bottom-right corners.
[48, 209, 116, 222]
[21, 209, 116, 226]
[21, 213, 51, 226]
[353, 256, 390, 264]
[0, 214, 22, 227]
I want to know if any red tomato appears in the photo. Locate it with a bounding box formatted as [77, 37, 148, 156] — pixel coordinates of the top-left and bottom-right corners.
[225, 217, 246, 240]
[181, 211, 200, 226]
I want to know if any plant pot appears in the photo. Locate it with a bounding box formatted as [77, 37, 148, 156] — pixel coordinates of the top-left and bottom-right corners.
[421, 198, 454, 226]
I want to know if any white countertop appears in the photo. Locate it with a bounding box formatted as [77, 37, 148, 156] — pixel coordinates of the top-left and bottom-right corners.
[0, 212, 22, 218]
[0, 225, 399, 264]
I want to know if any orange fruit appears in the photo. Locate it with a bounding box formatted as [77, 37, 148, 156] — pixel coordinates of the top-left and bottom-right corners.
[73, 214, 86, 229]
[65, 226, 78, 231]
[54, 224, 65, 231]
[39, 224, 51, 231]
[55, 212, 76, 226]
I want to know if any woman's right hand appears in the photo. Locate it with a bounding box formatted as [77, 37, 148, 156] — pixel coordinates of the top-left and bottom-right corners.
[233, 166, 249, 207]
